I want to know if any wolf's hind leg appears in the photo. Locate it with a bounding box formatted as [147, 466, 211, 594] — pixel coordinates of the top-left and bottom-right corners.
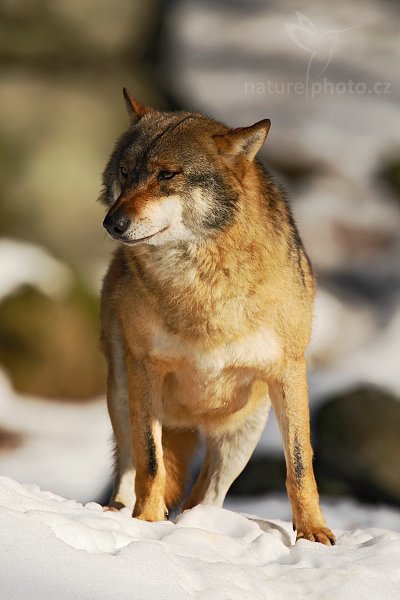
[104, 320, 136, 511]
[184, 399, 270, 509]
[163, 427, 200, 511]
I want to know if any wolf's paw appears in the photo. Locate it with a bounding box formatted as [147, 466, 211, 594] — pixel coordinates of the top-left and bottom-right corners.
[296, 525, 336, 546]
[133, 502, 168, 522]
[102, 501, 126, 512]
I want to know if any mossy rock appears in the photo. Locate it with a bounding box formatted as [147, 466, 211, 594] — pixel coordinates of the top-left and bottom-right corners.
[377, 154, 400, 203]
[0, 1, 158, 63]
[0, 282, 106, 400]
[314, 387, 400, 505]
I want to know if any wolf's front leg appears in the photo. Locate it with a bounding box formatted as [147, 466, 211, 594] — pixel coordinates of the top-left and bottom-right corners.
[103, 317, 136, 512]
[184, 400, 270, 509]
[126, 354, 167, 521]
[270, 357, 335, 545]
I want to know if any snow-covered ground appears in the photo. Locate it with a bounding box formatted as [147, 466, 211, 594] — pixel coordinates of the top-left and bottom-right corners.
[1, 476, 399, 600]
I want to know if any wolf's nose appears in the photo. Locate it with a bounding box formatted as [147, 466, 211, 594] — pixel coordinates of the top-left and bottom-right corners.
[103, 213, 130, 237]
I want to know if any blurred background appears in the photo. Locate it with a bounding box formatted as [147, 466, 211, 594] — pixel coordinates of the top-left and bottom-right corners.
[0, 0, 399, 530]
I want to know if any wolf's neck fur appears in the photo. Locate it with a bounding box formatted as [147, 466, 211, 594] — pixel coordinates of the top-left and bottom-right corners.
[122, 169, 289, 338]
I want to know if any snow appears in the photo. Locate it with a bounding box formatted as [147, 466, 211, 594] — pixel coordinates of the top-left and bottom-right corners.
[0, 368, 112, 504]
[0, 238, 71, 301]
[0, 477, 399, 600]
[226, 495, 400, 534]
[309, 307, 400, 401]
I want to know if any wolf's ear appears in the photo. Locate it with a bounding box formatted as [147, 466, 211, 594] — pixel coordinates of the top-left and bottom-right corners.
[122, 87, 152, 123]
[213, 119, 271, 163]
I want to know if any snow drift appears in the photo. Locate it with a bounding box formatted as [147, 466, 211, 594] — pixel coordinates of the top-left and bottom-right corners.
[0, 476, 399, 600]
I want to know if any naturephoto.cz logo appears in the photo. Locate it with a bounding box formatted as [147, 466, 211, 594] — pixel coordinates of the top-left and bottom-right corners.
[244, 12, 392, 100]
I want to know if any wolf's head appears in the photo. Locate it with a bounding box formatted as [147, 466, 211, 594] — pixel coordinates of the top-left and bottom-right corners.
[100, 88, 270, 246]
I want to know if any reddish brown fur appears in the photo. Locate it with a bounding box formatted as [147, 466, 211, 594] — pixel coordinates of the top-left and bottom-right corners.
[163, 427, 199, 509]
[100, 90, 335, 545]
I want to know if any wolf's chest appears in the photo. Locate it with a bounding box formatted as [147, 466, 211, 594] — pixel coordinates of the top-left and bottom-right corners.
[149, 325, 281, 378]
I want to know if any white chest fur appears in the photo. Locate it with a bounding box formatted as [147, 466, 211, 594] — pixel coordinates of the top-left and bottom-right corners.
[149, 325, 281, 377]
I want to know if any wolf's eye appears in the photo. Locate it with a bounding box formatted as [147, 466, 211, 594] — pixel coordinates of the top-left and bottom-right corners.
[157, 170, 177, 181]
[120, 166, 128, 177]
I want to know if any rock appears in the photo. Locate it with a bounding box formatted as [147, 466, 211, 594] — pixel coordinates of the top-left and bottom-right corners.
[314, 387, 400, 505]
[229, 456, 286, 497]
[0, 282, 106, 400]
[0, 427, 22, 451]
[377, 153, 400, 204]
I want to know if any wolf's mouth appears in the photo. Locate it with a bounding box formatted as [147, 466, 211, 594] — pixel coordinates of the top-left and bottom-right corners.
[115, 225, 169, 245]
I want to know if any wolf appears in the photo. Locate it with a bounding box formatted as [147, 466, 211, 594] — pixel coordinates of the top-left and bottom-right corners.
[99, 88, 335, 545]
